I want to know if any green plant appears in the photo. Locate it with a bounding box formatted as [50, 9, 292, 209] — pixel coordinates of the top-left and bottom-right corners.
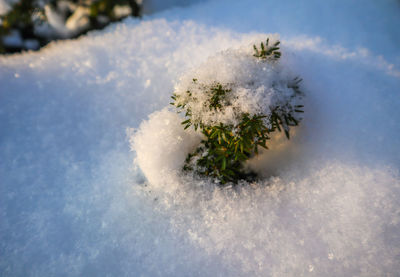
[0, 0, 42, 53]
[171, 39, 303, 184]
[0, 0, 140, 54]
[253, 38, 281, 60]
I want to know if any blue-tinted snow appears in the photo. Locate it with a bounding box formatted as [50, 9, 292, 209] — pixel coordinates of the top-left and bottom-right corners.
[1, 0, 400, 276]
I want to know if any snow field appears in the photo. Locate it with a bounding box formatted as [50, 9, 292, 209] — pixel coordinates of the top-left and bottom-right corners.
[1, 0, 400, 276]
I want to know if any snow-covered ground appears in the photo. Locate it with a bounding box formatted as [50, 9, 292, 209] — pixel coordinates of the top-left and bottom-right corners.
[1, 0, 400, 276]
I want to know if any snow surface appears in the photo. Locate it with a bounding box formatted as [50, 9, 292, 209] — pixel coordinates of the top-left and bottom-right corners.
[1, 0, 400, 276]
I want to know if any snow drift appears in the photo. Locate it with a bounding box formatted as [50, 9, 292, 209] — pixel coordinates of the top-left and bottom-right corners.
[1, 0, 400, 276]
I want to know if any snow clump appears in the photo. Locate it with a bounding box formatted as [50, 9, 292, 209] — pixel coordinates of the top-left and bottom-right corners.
[173, 36, 303, 129]
[130, 108, 202, 191]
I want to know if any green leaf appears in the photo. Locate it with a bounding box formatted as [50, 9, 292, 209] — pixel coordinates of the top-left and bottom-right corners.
[181, 119, 190, 125]
[258, 142, 268, 149]
[284, 129, 290, 139]
[222, 157, 226, 170]
[221, 132, 227, 142]
[210, 130, 218, 139]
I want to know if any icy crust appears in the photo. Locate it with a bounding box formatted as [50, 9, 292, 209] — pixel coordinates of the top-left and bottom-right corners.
[173, 38, 303, 129]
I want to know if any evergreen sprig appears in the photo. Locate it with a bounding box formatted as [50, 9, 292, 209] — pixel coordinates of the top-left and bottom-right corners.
[182, 113, 271, 183]
[253, 38, 281, 60]
[171, 38, 303, 184]
[0, 0, 140, 54]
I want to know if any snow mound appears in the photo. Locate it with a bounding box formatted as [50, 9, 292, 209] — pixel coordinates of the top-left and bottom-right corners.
[129, 33, 400, 275]
[131, 104, 400, 275]
[128, 28, 400, 275]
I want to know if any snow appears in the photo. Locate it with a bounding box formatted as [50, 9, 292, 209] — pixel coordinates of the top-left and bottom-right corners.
[2, 29, 23, 46]
[1, 0, 400, 276]
[44, 4, 71, 38]
[0, 0, 13, 15]
[113, 5, 133, 18]
[130, 108, 202, 191]
[0, 3, 9, 15]
[64, 6, 91, 35]
[44, 4, 92, 38]
[171, 37, 303, 128]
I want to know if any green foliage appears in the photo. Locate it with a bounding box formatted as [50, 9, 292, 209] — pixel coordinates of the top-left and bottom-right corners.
[182, 113, 271, 183]
[171, 39, 303, 184]
[270, 77, 304, 139]
[0, 0, 42, 53]
[253, 38, 281, 60]
[0, 0, 36, 30]
[0, 0, 140, 54]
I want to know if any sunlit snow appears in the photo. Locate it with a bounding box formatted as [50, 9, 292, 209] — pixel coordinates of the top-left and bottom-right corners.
[1, 0, 400, 276]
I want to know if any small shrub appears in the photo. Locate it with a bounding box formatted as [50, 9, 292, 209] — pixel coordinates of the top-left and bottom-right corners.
[171, 38, 304, 184]
[0, 0, 140, 54]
